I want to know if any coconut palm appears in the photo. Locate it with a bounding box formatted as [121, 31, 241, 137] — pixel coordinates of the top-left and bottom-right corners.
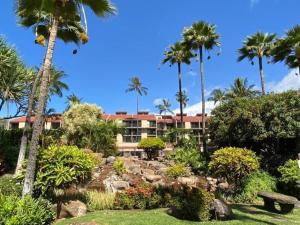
[16, 0, 116, 196]
[162, 42, 193, 127]
[272, 25, 300, 74]
[65, 93, 82, 111]
[183, 21, 220, 152]
[226, 77, 259, 99]
[238, 32, 276, 95]
[48, 67, 69, 99]
[175, 90, 189, 108]
[126, 77, 148, 114]
[208, 88, 226, 105]
[155, 99, 173, 115]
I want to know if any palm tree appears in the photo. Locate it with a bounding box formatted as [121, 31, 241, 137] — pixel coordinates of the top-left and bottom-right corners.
[155, 99, 173, 115]
[48, 67, 69, 99]
[16, 0, 116, 196]
[175, 90, 189, 108]
[65, 93, 82, 111]
[126, 77, 148, 114]
[272, 25, 300, 74]
[183, 21, 220, 152]
[238, 32, 276, 95]
[226, 77, 259, 99]
[208, 88, 226, 105]
[162, 42, 193, 127]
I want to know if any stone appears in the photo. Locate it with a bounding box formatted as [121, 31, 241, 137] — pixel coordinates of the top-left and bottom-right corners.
[142, 168, 155, 175]
[295, 201, 300, 209]
[106, 156, 116, 164]
[103, 175, 119, 192]
[177, 176, 198, 186]
[59, 200, 87, 218]
[211, 199, 233, 220]
[158, 167, 168, 175]
[127, 164, 141, 175]
[144, 174, 162, 183]
[218, 182, 229, 190]
[112, 181, 129, 191]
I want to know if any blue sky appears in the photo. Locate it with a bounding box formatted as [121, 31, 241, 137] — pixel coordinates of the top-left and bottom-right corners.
[1, 0, 300, 116]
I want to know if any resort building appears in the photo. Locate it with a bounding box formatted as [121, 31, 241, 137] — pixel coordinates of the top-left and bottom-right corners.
[1, 112, 209, 152]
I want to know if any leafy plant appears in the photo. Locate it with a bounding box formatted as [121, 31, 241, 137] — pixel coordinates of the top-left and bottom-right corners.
[0, 175, 22, 197]
[209, 147, 259, 184]
[138, 137, 165, 159]
[113, 158, 126, 175]
[278, 160, 300, 184]
[0, 194, 55, 225]
[86, 191, 115, 211]
[166, 163, 190, 178]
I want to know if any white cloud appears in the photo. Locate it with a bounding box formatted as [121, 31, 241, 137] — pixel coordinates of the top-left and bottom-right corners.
[173, 101, 218, 116]
[153, 98, 163, 106]
[268, 70, 300, 93]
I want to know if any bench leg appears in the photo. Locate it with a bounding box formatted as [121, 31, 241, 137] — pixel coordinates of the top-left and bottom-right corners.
[279, 203, 294, 214]
[263, 198, 276, 212]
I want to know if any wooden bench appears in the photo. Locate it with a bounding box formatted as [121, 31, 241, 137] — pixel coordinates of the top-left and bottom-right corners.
[258, 191, 298, 214]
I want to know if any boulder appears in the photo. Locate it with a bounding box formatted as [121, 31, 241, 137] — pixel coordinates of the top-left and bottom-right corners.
[112, 181, 130, 191]
[177, 176, 198, 186]
[210, 199, 233, 220]
[144, 174, 162, 183]
[59, 200, 87, 218]
[142, 168, 155, 175]
[127, 164, 141, 175]
[106, 156, 116, 164]
[218, 182, 229, 190]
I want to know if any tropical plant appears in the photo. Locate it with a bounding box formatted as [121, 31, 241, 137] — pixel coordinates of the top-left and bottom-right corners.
[208, 88, 226, 105]
[86, 191, 115, 211]
[126, 76, 148, 114]
[176, 90, 189, 108]
[48, 66, 69, 99]
[65, 93, 82, 111]
[183, 21, 220, 152]
[16, 0, 116, 196]
[138, 137, 165, 159]
[238, 32, 276, 95]
[113, 158, 126, 175]
[272, 25, 300, 74]
[278, 160, 300, 184]
[166, 163, 190, 178]
[226, 77, 259, 99]
[155, 99, 173, 115]
[209, 147, 260, 184]
[162, 42, 193, 126]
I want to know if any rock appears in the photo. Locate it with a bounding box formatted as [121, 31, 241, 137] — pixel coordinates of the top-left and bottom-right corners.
[158, 167, 168, 175]
[152, 180, 167, 188]
[177, 176, 198, 186]
[127, 164, 141, 175]
[112, 181, 130, 191]
[210, 199, 233, 220]
[59, 200, 87, 218]
[142, 168, 155, 175]
[103, 175, 119, 192]
[147, 161, 160, 168]
[295, 201, 300, 209]
[106, 156, 116, 164]
[218, 182, 229, 190]
[144, 174, 162, 183]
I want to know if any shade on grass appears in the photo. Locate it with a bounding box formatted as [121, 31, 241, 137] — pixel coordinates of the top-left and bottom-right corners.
[55, 205, 300, 225]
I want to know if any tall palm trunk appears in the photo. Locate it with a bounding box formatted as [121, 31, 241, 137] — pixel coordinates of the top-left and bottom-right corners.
[177, 63, 184, 128]
[136, 94, 139, 115]
[199, 46, 206, 153]
[22, 16, 58, 196]
[0, 100, 4, 111]
[15, 66, 44, 175]
[258, 56, 266, 95]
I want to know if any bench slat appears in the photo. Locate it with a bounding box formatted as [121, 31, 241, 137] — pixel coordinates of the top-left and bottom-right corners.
[258, 191, 298, 205]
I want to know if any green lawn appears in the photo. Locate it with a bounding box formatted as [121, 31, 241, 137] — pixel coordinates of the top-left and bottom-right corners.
[55, 205, 300, 225]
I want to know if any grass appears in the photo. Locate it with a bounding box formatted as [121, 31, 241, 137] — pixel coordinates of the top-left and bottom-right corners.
[55, 204, 300, 225]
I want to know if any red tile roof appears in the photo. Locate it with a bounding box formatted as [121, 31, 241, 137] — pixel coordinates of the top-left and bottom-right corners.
[103, 114, 156, 121]
[10, 115, 62, 123]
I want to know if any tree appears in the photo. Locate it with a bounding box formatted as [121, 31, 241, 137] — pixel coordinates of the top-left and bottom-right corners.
[65, 93, 82, 111]
[48, 67, 69, 99]
[162, 42, 193, 126]
[126, 76, 148, 114]
[155, 99, 173, 115]
[176, 90, 189, 108]
[183, 21, 220, 152]
[138, 137, 165, 159]
[208, 88, 226, 105]
[238, 32, 276, 95]
[272, 25, 300, 74]
[16, 0, 116, 196]
[226, 77, 259, 99]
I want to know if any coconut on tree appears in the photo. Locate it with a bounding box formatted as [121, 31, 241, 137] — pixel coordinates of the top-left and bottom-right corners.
[238, 32, 276, 95]
[162, 42, 193, 127]
[16, 0, 116, 196]
[126, 76, 148, 114]
[272, 25, 300, 75]
[183, 21, 220, 152]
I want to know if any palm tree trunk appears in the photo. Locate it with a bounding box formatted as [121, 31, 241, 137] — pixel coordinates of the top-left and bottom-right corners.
[258, 56, 266, 95]
[136, 94, 139, 115]
[199, 46, 206, 153]
[15, 66, 44, 175]
[22, 16, 58, 197]
[177, 63, 184, 128]
[0, 100, 4, 112]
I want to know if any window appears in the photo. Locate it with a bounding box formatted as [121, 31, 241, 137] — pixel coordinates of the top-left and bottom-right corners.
[51, 122, 60, 129]
[10, 123, 19, 129]
[147, 129, 156, 136]
[149, 121, 156, 127]
[191, 122, 200, 128]
[177, 122, 185, 128]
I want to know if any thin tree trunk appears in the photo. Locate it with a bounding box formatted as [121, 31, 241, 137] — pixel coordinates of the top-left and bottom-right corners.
[15, 65, 44, 175]
[177, 63, 184, 128]
[199, 46, 206, 153]
[0, 100, 4, 112]
[136, 94, 139, 115]
[22, 16, 58, 197]
[258, 57, 266, 95]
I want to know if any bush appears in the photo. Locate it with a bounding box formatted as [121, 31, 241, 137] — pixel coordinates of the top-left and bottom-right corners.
[0, 194, 55, 225]
[278, 160, 300, 184]
[138, 137, 165, 159]
[166, 163, 190, 178]
[235, 171, 277, 203]
[209, 147, 259, 184]
[171, 186, 213, 221]
[113, 158, 126, 175]
[0, 175, 22, 196]
[86, 191, 115, 211]
[35, 145, 97, 193]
